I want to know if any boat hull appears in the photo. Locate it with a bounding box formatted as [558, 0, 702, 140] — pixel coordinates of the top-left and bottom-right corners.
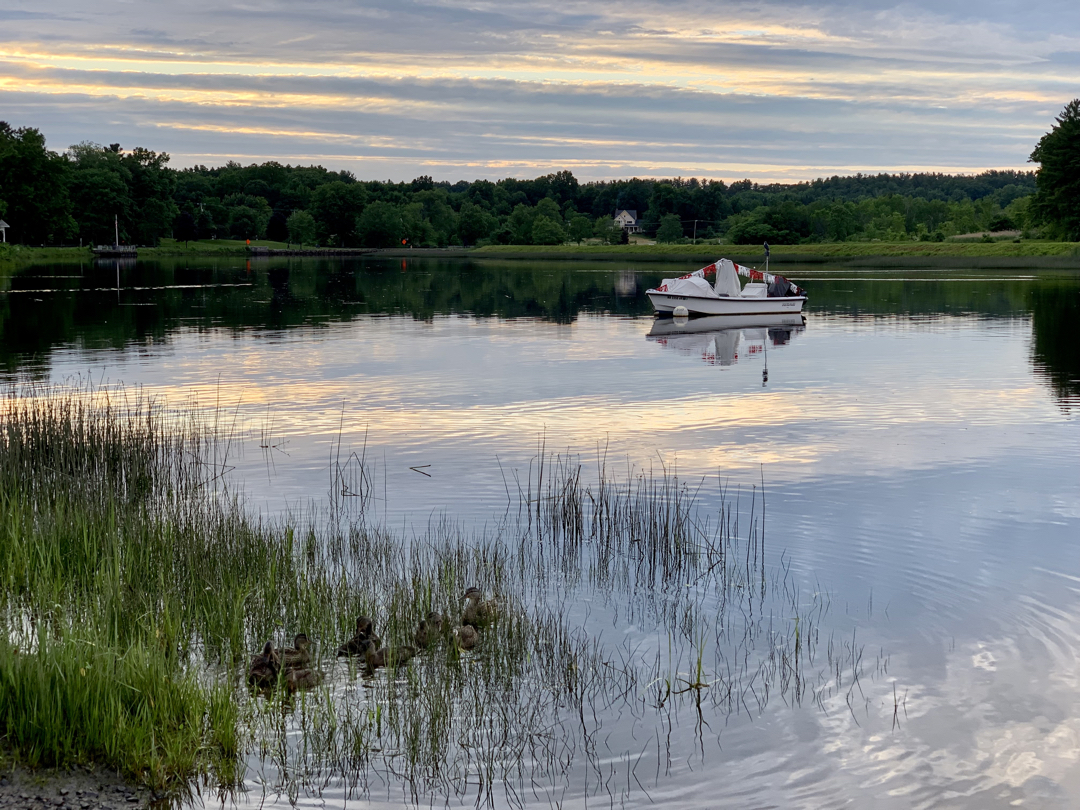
[647, 291, 806, 316]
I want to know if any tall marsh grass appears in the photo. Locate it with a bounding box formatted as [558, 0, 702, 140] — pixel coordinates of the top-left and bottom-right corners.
[0, 382, 873, 807]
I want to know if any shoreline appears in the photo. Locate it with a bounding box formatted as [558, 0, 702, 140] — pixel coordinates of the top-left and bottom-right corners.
[0, 762, 154, 809]
[3, 240, 1078, 270]
[465, 242, 1080, 268]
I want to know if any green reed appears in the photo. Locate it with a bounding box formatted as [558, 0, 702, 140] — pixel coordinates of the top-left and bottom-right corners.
[0, 381, 872, 808]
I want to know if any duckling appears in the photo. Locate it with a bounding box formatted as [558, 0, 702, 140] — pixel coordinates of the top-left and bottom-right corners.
[453, 624, 479, 651]
[462, 587, 498, 628]
[248, 641, 279, 688]
[414, 618, 435, 649]
[279, 633, 312, 670]
[363, 639, 417, 673]
[413, 611, 449, 648]
[284, 667, 323, 693]
[427, 610, 451, 635]
[337, 616, 381, 657]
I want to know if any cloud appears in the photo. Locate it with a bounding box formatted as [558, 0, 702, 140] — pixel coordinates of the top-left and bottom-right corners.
[0, 0, 1075, 179]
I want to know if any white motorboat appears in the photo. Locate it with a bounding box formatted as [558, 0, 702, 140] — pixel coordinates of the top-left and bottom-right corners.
[646, 258, 806, 316]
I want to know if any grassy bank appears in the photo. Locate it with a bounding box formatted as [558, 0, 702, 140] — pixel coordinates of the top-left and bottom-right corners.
[0, 244, 93, 267]
[471, 240, 1080, 265]
[0, 240, 289, 267]
[4, 239, 1080, 272]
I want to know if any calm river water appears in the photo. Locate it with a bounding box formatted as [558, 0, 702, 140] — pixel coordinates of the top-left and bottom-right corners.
[2, 256, 1079, 808]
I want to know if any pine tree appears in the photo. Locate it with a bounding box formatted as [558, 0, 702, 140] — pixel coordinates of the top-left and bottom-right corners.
[1029, 99, 1080, 240]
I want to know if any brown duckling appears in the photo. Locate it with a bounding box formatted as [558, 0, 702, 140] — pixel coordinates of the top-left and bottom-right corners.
[337, 616, 381, 657]
[428, 611, 451, 635]
[363, 639, 417, 673]
[414, 618, 435, 649]
[279, 633, 311, 670]
[414, 611, 449, 648]
[285, 667, 324, 693]
[453, 624, 479, 651]
[248, 641, 279, 688]
[462, 587, 498, 628]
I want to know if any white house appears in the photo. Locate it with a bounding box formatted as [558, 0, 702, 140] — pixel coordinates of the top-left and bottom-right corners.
[614, 209, 640, 233]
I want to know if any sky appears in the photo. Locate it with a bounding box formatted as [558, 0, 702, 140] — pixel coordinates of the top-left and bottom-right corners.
[1, 0, 1077, 183]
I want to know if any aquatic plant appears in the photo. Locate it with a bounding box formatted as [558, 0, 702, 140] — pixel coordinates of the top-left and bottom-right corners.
[0, 381, 875, 808]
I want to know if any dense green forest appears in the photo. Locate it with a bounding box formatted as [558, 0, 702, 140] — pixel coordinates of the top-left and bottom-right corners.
[2, 113, 1075, 249]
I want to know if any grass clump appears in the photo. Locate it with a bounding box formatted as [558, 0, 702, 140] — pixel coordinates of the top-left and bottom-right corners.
[0, 633, 224, 791]
[0, 384, 243, 795]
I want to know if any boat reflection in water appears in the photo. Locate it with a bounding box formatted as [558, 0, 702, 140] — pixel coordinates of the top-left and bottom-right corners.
[646, 313, 806, 366]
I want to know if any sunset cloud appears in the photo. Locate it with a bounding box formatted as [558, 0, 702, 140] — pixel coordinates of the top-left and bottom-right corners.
[1, 0, 1075, 181]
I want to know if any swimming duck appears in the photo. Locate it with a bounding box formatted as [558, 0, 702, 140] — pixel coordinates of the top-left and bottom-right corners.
[279, 633, 311, 670]
[363, 639, 417, 673]
[284, 667, 324, 693]
[462, 587, 498, 628]
[337, 616, 381, 657]
[453, 624, 479, 651]
[248, 641, 279, 688]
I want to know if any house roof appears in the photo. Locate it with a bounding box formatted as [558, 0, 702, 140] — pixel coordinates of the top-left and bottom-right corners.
[615, 209, 638, 220]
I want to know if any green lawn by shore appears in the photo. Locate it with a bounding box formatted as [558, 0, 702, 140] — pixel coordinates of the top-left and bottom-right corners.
[471, 240, 1080, 259]
[3, 239, 1079, 270]
[0, 238, 290, 266]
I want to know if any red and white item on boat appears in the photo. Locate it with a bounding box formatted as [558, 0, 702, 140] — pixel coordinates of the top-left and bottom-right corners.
[696, 259, 805, 297]
[646, 258, 807, 316]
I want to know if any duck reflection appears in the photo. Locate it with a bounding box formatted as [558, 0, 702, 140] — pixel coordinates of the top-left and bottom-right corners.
[646, 314, 806, 366]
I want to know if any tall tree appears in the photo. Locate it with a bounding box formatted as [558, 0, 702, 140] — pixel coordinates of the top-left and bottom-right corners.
[124, 147, 178, 245]
[457, 202, 493, 246]
[173, 211, 197, 244]
[310, 181, 365, 245]
[568, 214, 592, 244]
[0, 122, 75, 243]
[266, 211, 289, 242]
[531, 215, 565, 245]
[67, 142, 133, 245]
[356, 200, 402, 247]
[1030, 99, 1080, 240]
[656, 213, 683, 243]
[286, 210, 317, 247]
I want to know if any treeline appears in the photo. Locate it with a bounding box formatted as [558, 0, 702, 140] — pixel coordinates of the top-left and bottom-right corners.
[0, 120, 1039, 248]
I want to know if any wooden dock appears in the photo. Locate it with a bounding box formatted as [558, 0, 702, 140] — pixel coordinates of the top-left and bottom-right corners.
[92, 245, 138, 258]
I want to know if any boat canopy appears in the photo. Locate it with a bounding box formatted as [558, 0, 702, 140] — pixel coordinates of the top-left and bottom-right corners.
[713, 259, 741, 297]
[649, 268, 718, 299]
